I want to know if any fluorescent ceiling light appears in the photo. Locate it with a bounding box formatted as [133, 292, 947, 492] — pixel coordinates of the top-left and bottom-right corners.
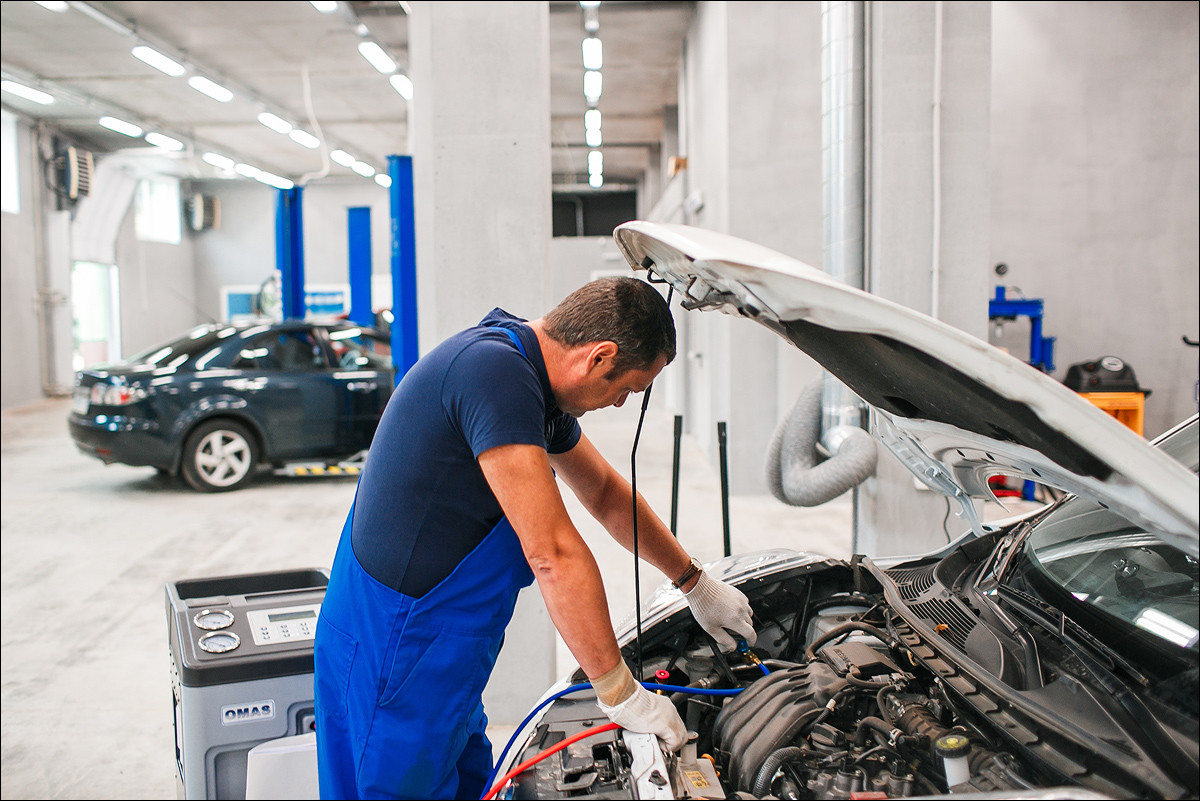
[583, 70, 602, 102]
[257, 112, 293, 134]
[309, 1, 339, 11]
[1, 80, 54, 105]
[187, 76, 233, 103]
[351, 161, 376, 177]
[145, 132, 184, 151]
[374, 174, 392, 188]
[582, 37, 603, 70]
[330, 149, 356, 167]
[580, 1, 601, 7]
[289, 129, 320, 149]
[358, 41, 396, 75]
[131, 45, 186, 77]
[202, 152, 235, 170]
[235, 163, 263, 178]
[585, 128, 602, 147]
[587, 150, 603, 174]
[584, 109, 601, 130]
[98, 116, 143, 137]
[34, 1, 69, 11]
[255, 171, 295, 190]
[589, 173, 603, 188]
[389, 73, 413, 101]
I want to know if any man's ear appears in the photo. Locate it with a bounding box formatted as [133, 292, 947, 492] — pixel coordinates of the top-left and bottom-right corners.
[584, 341, 619, 373]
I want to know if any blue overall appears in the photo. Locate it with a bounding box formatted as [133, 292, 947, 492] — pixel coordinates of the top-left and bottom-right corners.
[315, 327, 537, 800]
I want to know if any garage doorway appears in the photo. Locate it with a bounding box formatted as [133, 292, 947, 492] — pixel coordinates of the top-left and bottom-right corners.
[71, 261, 121, 369]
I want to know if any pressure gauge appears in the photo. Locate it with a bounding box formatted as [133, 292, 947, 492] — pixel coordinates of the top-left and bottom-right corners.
[193, 609, 235, 631]
[198, 631, 241, 654]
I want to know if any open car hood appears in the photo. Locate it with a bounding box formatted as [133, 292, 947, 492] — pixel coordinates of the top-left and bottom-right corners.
[615, 221, 1199, 556]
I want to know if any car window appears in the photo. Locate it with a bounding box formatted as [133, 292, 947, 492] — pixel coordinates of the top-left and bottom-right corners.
[232, 329, 327, 371]
[327, 327, 392, 371]
[125, 326, 231, 367]
[1017, 418, 1199, 652]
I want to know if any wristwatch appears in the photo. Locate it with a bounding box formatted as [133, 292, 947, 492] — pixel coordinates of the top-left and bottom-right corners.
[672, 557, 703, 589]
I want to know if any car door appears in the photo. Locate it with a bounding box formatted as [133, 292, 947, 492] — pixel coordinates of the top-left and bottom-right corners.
[320, 326, 395, 454]
[231, 326, 339, 459]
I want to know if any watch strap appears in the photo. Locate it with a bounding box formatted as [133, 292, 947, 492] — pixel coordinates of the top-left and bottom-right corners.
[672, 557, 703, 589]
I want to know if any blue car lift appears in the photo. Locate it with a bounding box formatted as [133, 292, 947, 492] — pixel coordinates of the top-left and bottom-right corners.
[989, 285, 1056, 500]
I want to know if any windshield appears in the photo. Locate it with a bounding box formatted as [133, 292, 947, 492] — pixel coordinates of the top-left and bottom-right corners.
[124, 325, 234, 368]
[1013, 417, 1199, 656]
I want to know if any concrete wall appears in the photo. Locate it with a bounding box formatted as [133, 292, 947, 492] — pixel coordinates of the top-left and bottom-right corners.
[549, 234, 629, 305]
[190, 178, 393, 322]
[1, 115, 43, 409]
[989, 0, 1200, 436]
[675, 1, 825, 492]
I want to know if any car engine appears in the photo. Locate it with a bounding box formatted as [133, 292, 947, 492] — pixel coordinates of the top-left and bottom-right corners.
[503, 560, 1078, 800]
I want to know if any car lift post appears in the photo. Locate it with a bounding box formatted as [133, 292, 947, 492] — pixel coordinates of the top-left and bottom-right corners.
[388, 155, 420, 381]
[275, 187, 305, 320]
[347, 207, 374, 327]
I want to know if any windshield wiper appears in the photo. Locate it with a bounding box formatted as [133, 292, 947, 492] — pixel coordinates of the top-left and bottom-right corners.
[996, 585, 1197, 786]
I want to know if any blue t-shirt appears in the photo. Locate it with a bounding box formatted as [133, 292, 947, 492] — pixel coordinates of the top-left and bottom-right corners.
[350, 309, 581, 597]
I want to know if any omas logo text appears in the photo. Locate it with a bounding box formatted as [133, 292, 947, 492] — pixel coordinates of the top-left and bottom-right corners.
[220, 700, 275, 726]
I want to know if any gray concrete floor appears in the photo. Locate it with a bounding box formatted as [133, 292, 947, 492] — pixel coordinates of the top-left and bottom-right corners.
[1, 396, 853, 800]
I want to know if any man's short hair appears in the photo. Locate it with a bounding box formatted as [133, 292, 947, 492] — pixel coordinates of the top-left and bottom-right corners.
[543, 277, 676, 374]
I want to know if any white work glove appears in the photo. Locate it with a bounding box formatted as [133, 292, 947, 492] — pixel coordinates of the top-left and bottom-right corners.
[685, 570, 756, 652]
[592, 661, 687, 752]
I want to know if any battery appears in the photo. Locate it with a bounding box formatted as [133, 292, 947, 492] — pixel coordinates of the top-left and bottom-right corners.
[166, 568, 329, 800]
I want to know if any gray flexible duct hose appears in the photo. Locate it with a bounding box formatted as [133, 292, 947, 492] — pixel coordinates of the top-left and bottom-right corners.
[765, 378, 878, 507]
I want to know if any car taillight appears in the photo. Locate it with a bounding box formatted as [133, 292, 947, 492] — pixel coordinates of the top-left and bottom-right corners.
[91, 384, 147, 405]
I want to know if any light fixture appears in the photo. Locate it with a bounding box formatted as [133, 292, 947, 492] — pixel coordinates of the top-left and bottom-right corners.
[584, 109, 601, 130]
[582, 37, 603, 70]
[257, 112, 293, 134]
[585, 128, 601, 147]
[255, 171, 295, 190]
[389, 73, 413, 101]
[357, 41, 396, 75]
[289, 129, 320, 149]
[583, 70, 602, 103]
[330, 149, 356, 167]
[351, 161, 376, 177]
[145, 132, 184, 151]
[582, 5, 600, 34]
[187, 76, 233, 103]
[309, 0, 339, 11]
[589, 173, 603, 188]
[587, 150, 603, 174]
[579, 1, 601, 6]
[34, 1, 69, 11]
[202, 152, 235, 170]
[131, 45, 186, 77]
[98, 116, 143, 137]
[1, 80, 54, 105]
[374, 174, 392, 188]
[235, 163, 262, 179]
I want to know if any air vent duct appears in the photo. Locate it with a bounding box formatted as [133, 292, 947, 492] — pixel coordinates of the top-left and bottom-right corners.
[187, 193, 221, 232]
[60, 146, 94, 199]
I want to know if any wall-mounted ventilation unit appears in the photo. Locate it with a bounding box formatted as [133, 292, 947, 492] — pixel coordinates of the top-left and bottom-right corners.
[187, 193, 221, 232]
[60, 146, 94, 200]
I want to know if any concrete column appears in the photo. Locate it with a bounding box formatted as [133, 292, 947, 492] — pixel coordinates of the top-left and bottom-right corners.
[408, 0, 554, 349]
[407, 0, 556, 724]
[857, 0, 993, 556]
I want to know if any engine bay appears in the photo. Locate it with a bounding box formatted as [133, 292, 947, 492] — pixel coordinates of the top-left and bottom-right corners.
[501, 554, 1186, 800]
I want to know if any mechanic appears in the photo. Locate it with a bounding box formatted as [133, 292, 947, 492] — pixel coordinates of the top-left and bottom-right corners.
[314, 276, 756, 800]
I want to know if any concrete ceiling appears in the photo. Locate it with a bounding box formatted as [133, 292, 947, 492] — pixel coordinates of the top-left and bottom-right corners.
[0, 0, 691, 190]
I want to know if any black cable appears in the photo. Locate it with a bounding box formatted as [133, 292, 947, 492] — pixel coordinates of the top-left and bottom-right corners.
[942, 495, 954, 542]
[629, 283, 673, 681]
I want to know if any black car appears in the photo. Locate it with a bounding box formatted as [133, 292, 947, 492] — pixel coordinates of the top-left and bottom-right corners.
[491, 223, 1198, 800]
[68, 319, 394, 491]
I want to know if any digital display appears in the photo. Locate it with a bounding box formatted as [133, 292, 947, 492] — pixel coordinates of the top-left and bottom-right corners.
[267, 610, 316, 623]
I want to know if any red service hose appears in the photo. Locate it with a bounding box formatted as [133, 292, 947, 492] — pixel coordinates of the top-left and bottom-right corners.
[481, 721, 620, 801]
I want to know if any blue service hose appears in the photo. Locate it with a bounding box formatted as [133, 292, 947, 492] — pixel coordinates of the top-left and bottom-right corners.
[480, 681, 744, 799]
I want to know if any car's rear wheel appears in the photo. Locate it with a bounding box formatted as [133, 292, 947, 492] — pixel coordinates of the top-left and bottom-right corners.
[181, 419, 259, 492]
